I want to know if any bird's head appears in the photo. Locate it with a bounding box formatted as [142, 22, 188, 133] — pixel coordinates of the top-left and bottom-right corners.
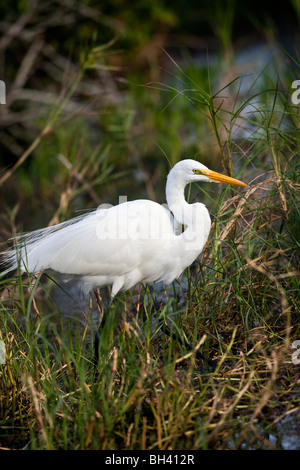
[172, 159, 248, 187]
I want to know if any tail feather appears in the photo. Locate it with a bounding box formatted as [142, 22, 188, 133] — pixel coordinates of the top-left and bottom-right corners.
[0, 248, 20, 276]
[0, 212, 92, 278]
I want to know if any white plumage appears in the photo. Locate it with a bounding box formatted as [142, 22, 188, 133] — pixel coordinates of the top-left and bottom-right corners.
[1, 159, 247, 300]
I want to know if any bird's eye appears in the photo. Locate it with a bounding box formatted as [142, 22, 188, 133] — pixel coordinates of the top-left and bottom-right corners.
[193, 169, 205, 175]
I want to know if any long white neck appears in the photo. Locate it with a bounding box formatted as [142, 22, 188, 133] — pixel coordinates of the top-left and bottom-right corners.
[166, 169, 211, 252]
[166, 170, 189, 225]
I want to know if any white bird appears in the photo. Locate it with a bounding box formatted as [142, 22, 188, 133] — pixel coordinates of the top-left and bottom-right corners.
[1, 159, 247, 365]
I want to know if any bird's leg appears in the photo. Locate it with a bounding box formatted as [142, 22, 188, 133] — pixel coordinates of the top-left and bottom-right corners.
[93, 289, 112, 367]
[93, 289, 104, 366]
[149, 285, 161, 311]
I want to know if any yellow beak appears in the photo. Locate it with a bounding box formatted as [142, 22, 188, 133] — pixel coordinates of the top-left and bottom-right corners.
[194, 168, 248, 187]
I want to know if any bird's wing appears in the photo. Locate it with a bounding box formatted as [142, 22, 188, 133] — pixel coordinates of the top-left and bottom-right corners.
[3, 201, 177, 278]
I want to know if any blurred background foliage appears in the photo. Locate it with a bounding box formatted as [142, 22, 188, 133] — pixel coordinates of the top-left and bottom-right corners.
[0, 0, 299, 231]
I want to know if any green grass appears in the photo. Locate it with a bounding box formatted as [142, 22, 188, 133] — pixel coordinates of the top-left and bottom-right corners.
[1, 33, 300, 449]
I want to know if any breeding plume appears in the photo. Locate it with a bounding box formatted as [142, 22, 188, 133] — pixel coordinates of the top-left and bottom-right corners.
[2, 160, 247, 298]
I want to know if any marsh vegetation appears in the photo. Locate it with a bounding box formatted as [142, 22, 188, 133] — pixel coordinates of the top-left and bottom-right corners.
[0, 0, 299, 450]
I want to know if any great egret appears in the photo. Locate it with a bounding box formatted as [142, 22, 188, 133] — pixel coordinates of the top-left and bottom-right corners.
[1, 159, 247, 365]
